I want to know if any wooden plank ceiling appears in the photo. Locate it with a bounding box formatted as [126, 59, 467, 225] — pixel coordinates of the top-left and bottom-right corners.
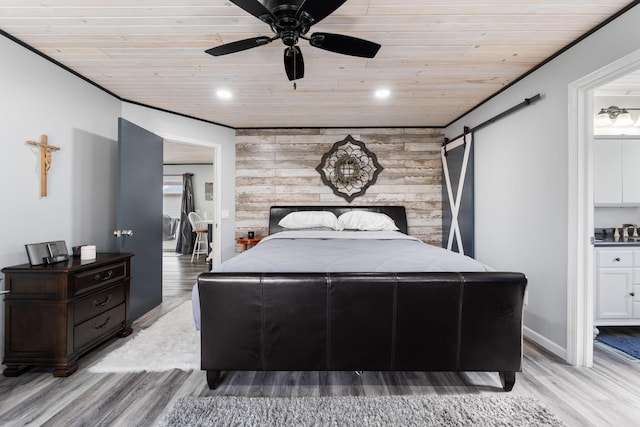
[0, 0, 635, 129]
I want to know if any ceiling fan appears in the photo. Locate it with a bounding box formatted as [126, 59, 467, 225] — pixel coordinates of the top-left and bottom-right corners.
[205, 0, 381, 81]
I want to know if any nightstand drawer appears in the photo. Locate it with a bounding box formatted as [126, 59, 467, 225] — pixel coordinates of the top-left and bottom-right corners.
[74, 284, 125, 325]
[74, 303, 126, 350]
[73, 262, 126, 295]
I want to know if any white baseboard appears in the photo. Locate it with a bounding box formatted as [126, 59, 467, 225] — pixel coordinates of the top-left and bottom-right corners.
[523, 326, 567, 361]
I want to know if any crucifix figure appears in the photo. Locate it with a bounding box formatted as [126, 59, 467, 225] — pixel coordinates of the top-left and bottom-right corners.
[26, 134, 60, 197]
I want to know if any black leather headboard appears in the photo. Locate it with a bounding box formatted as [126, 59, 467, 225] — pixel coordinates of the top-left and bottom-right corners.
[269, 206, 408, 235]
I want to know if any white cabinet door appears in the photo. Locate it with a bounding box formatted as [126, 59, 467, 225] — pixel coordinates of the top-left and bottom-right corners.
[595, 248, 640, 325]
[596, 267, 633, 319]
[622, 140, 640, 204]
[632, 281, 640, 318]
[594, 139, 622, 204]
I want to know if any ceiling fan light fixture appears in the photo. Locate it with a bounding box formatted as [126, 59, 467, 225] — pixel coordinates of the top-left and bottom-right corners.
[284, 46, 304, 81]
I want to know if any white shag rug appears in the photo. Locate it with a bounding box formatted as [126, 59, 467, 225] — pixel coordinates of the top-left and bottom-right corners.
[89, 301, 199, 373]
[157, 395, 567, 427]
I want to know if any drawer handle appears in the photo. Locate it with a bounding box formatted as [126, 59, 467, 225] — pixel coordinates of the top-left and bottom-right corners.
[631, 292, 636, 297]
[94, 316, 111, 330]
[614, 257, 621, 262]
[94, 271, 113, 281]
[92, 294, 112, 307]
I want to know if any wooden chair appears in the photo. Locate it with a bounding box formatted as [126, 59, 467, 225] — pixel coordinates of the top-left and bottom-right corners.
[188, 212, 208, 263]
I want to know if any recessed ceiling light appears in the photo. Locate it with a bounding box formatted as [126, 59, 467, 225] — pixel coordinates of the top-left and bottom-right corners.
[375, 89, 390, 99]
[216, 89, 232, 100]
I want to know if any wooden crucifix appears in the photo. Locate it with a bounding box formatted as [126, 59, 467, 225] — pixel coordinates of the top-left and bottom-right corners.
[26, 134, 60, 197]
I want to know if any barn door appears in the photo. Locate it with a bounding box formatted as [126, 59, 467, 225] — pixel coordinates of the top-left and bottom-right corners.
[441, 132, 474, 257]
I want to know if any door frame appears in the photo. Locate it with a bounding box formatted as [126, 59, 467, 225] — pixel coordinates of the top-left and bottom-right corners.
[567, 48, 640, 366]
[159, 132, 222, 268]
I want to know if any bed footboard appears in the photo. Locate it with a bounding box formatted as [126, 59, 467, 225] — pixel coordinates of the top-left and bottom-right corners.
[197, 271, 527, 391]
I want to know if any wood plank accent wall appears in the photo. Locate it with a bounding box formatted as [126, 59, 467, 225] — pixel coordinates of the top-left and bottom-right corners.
[235, 128, 445, 250]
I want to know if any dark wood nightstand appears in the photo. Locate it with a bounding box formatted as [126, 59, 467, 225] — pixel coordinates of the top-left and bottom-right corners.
[2, 252, 133, 377]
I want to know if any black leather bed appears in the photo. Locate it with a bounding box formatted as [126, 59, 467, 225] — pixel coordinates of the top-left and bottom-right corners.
[197, 205, 527, 391]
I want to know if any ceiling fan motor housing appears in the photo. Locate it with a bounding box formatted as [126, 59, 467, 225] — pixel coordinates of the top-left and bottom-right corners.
[265, 0, 311, 45]
[264, 0, 305, 15]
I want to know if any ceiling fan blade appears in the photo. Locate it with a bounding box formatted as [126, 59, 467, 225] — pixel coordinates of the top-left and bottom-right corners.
[230, 0, 276, 23]
[205, 36, 272, 56]
[284, 46, 305, 81]
[309, 32, 381, 58]
[297, 0, 347, 25]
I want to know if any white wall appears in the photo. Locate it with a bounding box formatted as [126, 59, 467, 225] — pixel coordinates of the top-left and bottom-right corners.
[444, 6, 640, 354]
[594, 206, 640, 228]
[0, 35, 122, 366]
[0, 34, 236, 367]
[0, 36, 121, 266]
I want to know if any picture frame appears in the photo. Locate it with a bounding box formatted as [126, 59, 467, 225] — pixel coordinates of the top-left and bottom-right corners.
[205, 182, 213, 201]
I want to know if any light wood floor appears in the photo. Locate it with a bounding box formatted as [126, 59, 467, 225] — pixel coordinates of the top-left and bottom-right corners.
[1, 254, 640, 426]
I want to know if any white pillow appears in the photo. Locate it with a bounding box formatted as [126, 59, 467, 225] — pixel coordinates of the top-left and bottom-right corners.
[337, 211, 399, 231]
[278, 211, 338, 230]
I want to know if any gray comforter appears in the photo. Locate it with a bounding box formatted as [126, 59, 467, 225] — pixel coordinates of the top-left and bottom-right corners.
[214, 230, 489, 273]
[192, 231, 491, 329]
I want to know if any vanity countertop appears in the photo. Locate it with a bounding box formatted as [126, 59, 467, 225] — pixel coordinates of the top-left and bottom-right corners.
[594, 236, 640, 247]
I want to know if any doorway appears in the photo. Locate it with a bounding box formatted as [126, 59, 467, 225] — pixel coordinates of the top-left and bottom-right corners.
[162, 173, 182, 252]
[568, 49, 640, 367]
[161, 138, 221, 297]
